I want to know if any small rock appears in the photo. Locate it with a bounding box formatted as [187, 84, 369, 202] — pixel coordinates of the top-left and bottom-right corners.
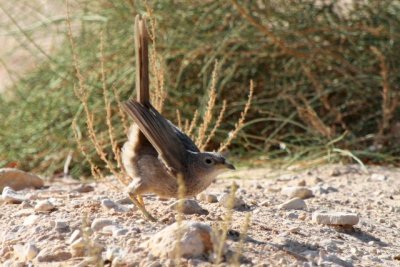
[288, 226, 300, 233]
[101, 198, 129, 212]
[2, 187, 26, 204]
[24, 243, 39, 260]
[278, 198, 307, 210]
[0, 168, 44, 191]
[51, 220, 69, 232]
[312, 211, 359, 226]
[37, 246, 72, 262]
[371, 173, 388, 181]
[73, 184, 94, 193]
[219, 193, 246, 209]
[198, 193, 218, 203]
[68, 230, 82, 244]
[311, 184, 338, 195]
[23, 214, 39, 226]
[147, 221, 213, 258]
[91, 218, 114, 231]
[70, 238, 86, 257]
[34, 200, 56, 212]
[297, 180, 306, 186]
[169, 199, 208, 215]
[281, 186, 314, 199]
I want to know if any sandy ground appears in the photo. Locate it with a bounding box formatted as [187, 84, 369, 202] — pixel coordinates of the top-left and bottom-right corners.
[1, 164, 400, 266]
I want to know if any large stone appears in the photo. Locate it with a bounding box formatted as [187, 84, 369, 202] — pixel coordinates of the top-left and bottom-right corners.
[34, 200, 56, 212]
[0, 168, 44, 191]
[2, 187, 26, 204]
[281, 186, 314, 199]
[218, 193, 246, 209]
[91, 218, 115, 231]
[278, 198, 307, 210]
[312, 212, 359, 226]
[198, 193, 218, 203]
[36, 246, 72, 262]
[169, 199, 209, 215]
[147, 221, 213, 258]
[14, 243, 39, 261]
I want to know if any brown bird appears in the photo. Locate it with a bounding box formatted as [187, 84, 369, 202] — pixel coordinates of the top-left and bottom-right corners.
[122, 15, 235, 221]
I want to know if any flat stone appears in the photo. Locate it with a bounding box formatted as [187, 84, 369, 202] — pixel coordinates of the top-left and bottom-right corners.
[278, 198, 307, 210]
[36, 246, 72, 262]
[101, 198, 129, 212]
[313, 212, 359, 226]
[68, 230, 82, 244]
[34, 200, 56, 212]
[147, 221, 212, 258]
[198, 193, 218, 203]
[371, 173, 388, 181]
[0, 168, 44, 191]
[169, 199, 208, 215]
[281, 186, 314, 199]
[2, 187, 26, 204]
[91, 218, 115, 231]
[218, 193, 246, 209]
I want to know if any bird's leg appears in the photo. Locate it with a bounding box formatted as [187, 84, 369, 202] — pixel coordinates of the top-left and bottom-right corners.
[127, 181, 157, 222]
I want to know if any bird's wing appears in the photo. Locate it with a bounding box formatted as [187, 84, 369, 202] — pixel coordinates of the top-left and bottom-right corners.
[124, 99, 188, 176]
[169, 122, 200, 152]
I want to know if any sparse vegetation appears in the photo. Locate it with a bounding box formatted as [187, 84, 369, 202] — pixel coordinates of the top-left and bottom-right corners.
[1, 0, 400, 178]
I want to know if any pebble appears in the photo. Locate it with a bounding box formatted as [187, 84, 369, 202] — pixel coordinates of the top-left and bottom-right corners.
[2, 187, 26, 204]
[281, 186, 314, 199]
[147, 221, 212, 258]
[34, 200, 56, 212]
[36, 246, 72, 262]
[218, 193, 246, 209]
[51, 220, 69, 232]
[169, 199, 209, 215]
[73, 184, 94, 193]
[68, 230, 82, 244]
[13, 243, 39, 261]
[371, 173, 388, 181]
[0, 168, 44, 191]
[311, 184, 338, 195]
[278, 198, 307, 210]
[312, 211, 359, 226]
[101, 198, 130, 212]
[91, 218, 115, 231]
[198, 193, 218, 203]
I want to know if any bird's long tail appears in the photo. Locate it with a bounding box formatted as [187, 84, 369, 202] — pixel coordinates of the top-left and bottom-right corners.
[134, 15, 150, 105]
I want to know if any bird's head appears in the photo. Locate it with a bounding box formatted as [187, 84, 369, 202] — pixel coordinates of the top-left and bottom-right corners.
[188, 151, 235, 179]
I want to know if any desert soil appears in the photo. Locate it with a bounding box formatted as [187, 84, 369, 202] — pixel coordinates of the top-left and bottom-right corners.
[1, 164, 400, 266]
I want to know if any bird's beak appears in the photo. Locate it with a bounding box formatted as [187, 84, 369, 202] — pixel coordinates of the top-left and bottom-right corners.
[224, 162, 236, 170]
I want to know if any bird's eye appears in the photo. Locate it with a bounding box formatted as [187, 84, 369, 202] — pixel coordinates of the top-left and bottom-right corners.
[204, 158, 213, 165]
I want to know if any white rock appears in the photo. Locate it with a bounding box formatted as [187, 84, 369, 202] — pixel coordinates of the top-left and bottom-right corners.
[101, 198, 130, 212]
[36, 246, 72, 262]
[218, 193, 246, 209]
[0, 168, 44, 191]
[147, 221, 212, 258]
[312, 212, 359, 226]
[278, 198, 307, 210]
[371, 173, 387, 181]
[91, 218, 114, 231]
[2, 187, 26, 204]
[198, 193, 218, 203]
[169, 199, 208, 215]
[68, 230, 82, 244]
[311, 184, 338, 195]
[34, 200, 55, 212]
[23, 214, 40, 226]
[281, 186, 314, 199]
[24, 243, 39, 260]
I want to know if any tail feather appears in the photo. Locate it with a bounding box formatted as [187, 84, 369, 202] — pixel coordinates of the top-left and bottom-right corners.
[134, 15, 150, 105]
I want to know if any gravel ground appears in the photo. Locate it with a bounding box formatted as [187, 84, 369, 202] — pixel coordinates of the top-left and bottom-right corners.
[1, 164, 400, 266]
